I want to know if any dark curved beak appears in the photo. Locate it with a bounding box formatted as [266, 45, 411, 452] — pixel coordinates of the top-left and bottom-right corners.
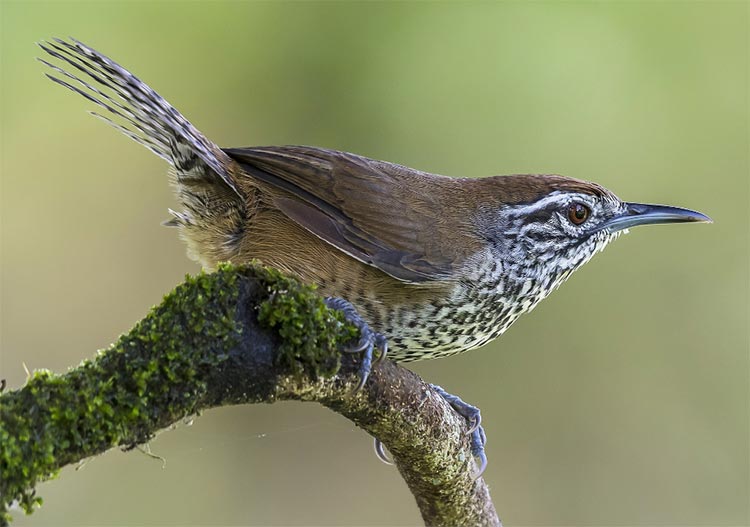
[601, 203, 713, 233]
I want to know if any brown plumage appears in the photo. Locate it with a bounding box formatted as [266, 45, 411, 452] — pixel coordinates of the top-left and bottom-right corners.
[39, 38, 710, 366]
[223, 146, 609, 281]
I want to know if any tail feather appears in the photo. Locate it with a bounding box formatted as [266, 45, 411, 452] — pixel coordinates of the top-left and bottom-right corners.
[38, 37, 239, 196]
[39, 55, 172, 162]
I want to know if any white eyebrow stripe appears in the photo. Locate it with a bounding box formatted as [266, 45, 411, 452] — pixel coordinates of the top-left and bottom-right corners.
[505, 191, 576, 216]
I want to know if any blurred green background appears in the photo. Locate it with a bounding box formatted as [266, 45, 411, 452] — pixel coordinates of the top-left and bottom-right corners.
[1, 1, 747, 525]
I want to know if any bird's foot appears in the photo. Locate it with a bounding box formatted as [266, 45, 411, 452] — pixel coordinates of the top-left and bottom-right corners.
[324, 296, 388, 391]
[373, 384, 488, 478]
[431, 384, 487, 477]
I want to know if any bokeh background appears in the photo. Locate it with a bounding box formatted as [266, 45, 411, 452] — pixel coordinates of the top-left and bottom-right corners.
[1, 1, 747, 525]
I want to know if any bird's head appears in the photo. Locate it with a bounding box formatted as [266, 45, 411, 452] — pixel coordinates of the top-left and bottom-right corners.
[474, 175, 711, 294]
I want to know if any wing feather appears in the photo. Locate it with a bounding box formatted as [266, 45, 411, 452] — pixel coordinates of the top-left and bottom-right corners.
[225, 146, 474, 282]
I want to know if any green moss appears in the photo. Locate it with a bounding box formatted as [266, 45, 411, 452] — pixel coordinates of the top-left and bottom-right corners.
[256, 265, 358, 380]
[0, 264, 243, 524]
[0, 263, 357, 525]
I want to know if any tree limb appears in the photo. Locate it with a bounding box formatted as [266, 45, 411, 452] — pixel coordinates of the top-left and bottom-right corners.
[0, 263, 500, 526]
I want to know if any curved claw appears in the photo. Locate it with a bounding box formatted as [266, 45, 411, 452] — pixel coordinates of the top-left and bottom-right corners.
[346, 331, 372, 353]
[324, 296, 387, 392]
[372, 336, 388, 366]
[352, 339, 373, 392]
[343, 340, 369, 354]
[473, 448, 488, 480]
[469, 423, 488, 479]
[373, 438, 394, 465]
[466, 411, 482, 435]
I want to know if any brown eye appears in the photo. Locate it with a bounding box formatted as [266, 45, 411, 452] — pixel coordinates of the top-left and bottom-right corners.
[567, 202, 590, 225]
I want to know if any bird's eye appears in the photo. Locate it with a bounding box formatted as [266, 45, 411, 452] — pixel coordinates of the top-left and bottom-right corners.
[567, 202, 590, 225]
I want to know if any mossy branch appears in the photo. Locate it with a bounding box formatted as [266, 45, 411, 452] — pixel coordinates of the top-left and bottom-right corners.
[0, 263, 500, 527]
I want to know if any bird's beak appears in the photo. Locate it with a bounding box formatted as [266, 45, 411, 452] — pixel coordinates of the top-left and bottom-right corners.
[601, 202, 713, 233]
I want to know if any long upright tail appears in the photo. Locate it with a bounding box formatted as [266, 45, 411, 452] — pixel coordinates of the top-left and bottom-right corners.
[39, 37, 247, 265]
[38, 37, 240, 197]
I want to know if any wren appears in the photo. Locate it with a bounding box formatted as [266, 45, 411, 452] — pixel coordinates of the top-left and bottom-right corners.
[39, 38, 711, 473]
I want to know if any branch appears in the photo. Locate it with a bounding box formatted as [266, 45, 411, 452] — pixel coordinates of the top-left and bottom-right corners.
[0, 263, 500, 526]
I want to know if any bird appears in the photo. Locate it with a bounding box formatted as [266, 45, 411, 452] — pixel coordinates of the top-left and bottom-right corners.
[38, 37, 711, 474]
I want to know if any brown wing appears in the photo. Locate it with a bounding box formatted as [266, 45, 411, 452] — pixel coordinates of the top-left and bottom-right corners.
[224, 146, 473, 283]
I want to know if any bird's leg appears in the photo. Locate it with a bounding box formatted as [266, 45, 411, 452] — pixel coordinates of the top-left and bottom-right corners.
[324, 297, 388, 390]
[373, 384, 488, 477]
[431, 384, 487, 476]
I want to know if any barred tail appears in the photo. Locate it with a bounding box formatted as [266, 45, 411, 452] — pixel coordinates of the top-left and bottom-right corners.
[37, 37, 240, 197]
